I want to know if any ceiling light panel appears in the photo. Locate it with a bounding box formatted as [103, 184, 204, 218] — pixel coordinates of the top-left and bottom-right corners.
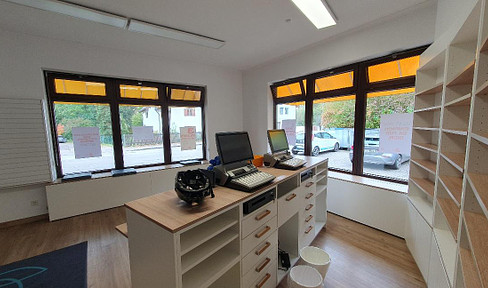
[291, 0, 336, 29]
[127, 20, 225, 49]
[4, 0, 127, 28]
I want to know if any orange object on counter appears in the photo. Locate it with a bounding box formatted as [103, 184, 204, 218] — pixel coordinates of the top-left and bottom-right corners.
[252, 155, 264, 167]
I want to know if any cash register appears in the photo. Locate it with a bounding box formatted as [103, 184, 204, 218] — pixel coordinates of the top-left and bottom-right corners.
[214, 131, 275, 192]
[264, 129, 306, 170]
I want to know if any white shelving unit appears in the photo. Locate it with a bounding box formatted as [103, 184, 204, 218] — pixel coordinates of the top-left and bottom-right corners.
[406, 1, 488, 287]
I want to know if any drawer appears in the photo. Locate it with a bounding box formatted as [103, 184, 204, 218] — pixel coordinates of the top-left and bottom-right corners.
[300, 209, 315, 233]
[247, 258, 277, 288]
[242, 231, 278, 275]
[301, 200, 315, 217]
[242, 216, 277, 256]
[300, 176, 316, 191]
[242, 245, 277, 287]
[303, 190, 315, 207]
[278, 188, 302, 227]
[242, 201, 277, 239]
[300, 223, 315, 249]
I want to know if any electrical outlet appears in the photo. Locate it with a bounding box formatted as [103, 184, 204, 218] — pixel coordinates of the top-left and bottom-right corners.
[30, 200, 39, 207]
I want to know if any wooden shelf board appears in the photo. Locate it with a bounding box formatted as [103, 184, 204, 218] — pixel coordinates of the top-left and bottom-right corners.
[316, 184, 327, 196]
[477, 79, 488, 96]
[316, 168, 327, 175]
[115, 223, 128, 238]
[481, 35, 488, 53]
[410, 177, 435, 198]
[407, 195, 433, 227]
[416, 82, 443, 96]
[468, 173, 488, 215]
[413, 127, 439, 132]
[414, 105, 441, 113]
[181, 229, 238, 273]
[315, 174, 327, 183]
[459, 247, 482, 288]
[437, 197, 460, 240]
[472, 132, 488, 147]
[445, 93, 471, 107]
[439, 175, 462, 204]
[464, 211, 488, 288]
[447, 60, 475, 87]
[412, 143, 438, 153]
[180, 217, 238, 255]
[443, 128, 468, 136]
[411, 158, 437, 174]
[182, 248, 240, 288]
[433, 228, 457, 284]
[441, 152, 465, 172]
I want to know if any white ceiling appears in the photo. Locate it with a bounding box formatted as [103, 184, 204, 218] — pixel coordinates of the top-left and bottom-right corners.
[0, 0, 432, 71]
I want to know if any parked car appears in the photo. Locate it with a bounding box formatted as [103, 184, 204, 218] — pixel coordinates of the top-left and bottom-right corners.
[57, 135, 67, 143]
[348, 130, 410, 169]
[292, 131, 340, 156]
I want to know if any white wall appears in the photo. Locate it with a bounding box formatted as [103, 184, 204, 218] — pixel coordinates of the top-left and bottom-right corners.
[242, 3, 437, 155]
[0, 29, 243, 223]
[434, 0, 478, 40]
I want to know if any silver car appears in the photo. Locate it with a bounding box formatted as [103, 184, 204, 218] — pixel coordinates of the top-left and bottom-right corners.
[292, 132, 340, 156]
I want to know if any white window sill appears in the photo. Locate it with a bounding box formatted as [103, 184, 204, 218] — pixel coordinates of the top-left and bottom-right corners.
[328, 171, 408, 194]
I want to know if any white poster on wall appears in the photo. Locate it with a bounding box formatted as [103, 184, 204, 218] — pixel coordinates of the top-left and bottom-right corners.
[132, 126, 154, 142]
[379, 113, 414, 154]
[180, 126, 197, 151]
[72, 127, 102, 159]
[282, 119, 297, 145]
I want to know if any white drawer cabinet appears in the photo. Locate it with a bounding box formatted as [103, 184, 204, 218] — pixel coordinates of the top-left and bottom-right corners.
[278, 189, 302, 227]
[242, 216, 277, 256]
[242, 201, 277, 239]
[242, 231, 278, 275]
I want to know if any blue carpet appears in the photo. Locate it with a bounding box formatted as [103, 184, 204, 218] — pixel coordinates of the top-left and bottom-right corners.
[0, 242, 87, 288]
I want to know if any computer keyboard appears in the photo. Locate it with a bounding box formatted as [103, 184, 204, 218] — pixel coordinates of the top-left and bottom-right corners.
[229, 170, 276, 192]
[276, 157, 306, 170]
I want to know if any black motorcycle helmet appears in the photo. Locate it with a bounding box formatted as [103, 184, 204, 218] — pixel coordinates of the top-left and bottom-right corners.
[175, 169, 214, 205]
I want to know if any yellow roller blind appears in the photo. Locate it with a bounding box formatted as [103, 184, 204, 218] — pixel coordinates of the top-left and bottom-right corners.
[170, 89, 201, 101]
[54, 79, 106, 96]
[315, 71, 354, 93]
[368, 56, 420, 83]
[120, 85, 158, 100]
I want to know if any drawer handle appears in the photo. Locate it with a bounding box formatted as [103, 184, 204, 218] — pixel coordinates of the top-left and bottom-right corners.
[255, 257, 271, 272]
[286, 193, 297, 201]
[256, 273, 271, 288]
[255, 209, 271, 221]
[305, 204, 314, 211]
[305, 182, 314, 187]
[305, 226, 313, 234]
[255, 226, 271, 238]
[305, 193, 314, 199]
[256, 241, 271, 255]
[305, 215, 313, 222]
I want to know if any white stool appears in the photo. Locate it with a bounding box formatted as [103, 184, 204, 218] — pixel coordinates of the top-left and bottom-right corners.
[288, 265, 323, 288]
[299, 246, 331, 281]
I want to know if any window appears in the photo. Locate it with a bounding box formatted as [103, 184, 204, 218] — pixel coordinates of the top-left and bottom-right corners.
[276, 102, 304, 153]
[271, 46, 426, 183]
[46, 72, 206, 178]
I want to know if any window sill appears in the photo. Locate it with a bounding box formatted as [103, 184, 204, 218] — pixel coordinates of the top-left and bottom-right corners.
[328, 171, 408, 194]
[53, 160, 208, 184]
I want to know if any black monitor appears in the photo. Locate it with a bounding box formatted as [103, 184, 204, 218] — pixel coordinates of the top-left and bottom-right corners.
[267, 129, 290, 154]
[215, 131, 254, 165]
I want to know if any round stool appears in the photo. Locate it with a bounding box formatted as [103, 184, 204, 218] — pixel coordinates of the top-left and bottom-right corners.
[288, 265, 323, 288]
[299, 246, 331, 281]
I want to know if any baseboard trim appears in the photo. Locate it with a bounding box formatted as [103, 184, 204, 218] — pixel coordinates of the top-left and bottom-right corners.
[0, 214, 49, 229]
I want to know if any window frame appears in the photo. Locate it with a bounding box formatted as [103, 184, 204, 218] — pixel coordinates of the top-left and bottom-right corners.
[45, 71, 207, 178]
[271, 45, 428, 184]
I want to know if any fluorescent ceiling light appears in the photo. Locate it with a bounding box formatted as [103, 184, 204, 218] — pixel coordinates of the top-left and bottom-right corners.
[291, 0, 337, 29]
[4, 0, 127, 28]
[127, 20, 225, 49]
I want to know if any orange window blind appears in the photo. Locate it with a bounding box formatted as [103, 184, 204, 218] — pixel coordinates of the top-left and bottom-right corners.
[54, 79, 106, 96]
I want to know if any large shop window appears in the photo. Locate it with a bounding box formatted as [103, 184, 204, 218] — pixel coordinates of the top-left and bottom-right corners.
[46, 72, 206, 178]
[271, 46, 426, 183]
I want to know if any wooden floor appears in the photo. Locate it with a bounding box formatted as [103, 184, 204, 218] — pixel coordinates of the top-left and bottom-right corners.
[0, 208, 425, 288]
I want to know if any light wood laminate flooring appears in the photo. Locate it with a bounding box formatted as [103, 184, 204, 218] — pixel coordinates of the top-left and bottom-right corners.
[0, 208, 425, 287]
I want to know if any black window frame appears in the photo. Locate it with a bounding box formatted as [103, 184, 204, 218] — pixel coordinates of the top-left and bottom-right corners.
[45, 71, 207, 178]
[271, 45, 429, 184]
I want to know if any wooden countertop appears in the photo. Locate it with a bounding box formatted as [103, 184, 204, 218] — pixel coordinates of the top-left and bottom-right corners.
[125, 156, 327, 233]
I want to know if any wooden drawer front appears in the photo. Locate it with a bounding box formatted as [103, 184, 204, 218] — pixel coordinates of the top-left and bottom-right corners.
[300, 208, 315, 234]
[301, 199, 316, 218]
[242, 231, 278, 275]
[246, 257, 277, 288]
[242, 216, 277, 256]
[300, 177, 316, 192]
[242, 244, 277, 287]
[242, 201, 277, 239]
[303, 190, 315, 207]
[278, 189, 302, 227]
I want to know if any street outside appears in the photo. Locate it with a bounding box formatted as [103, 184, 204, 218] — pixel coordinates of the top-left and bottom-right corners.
[59, 142, 203, 174]
[304, 150, 410, 181]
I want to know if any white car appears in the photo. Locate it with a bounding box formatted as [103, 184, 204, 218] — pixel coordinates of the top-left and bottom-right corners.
[292, 132, 340, 156]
